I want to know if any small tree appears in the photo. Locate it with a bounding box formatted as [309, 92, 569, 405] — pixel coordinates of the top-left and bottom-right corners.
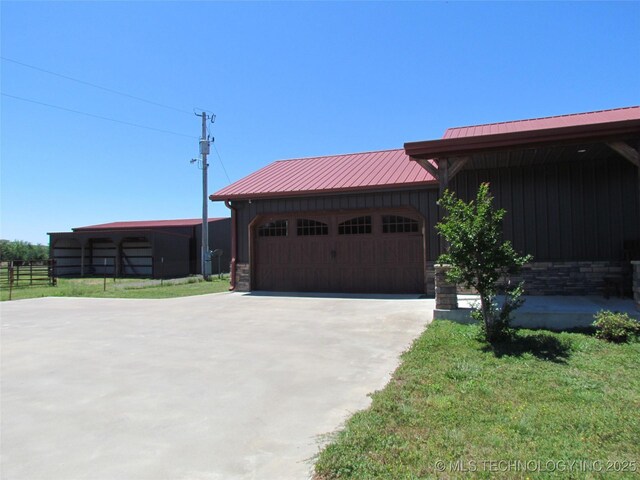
[436, 183, 532, 342]
[0, 240, 49, 262]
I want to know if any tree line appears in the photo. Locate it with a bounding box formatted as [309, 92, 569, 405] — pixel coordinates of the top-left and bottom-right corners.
[0, 240, 49, 262]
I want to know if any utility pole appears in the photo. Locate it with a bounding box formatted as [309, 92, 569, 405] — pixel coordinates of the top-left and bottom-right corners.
[196, 111, 213, 279]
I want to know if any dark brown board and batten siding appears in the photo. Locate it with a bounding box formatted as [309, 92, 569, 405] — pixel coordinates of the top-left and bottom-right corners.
[233, 154, 639, 265]
[448, 154, 639, 261]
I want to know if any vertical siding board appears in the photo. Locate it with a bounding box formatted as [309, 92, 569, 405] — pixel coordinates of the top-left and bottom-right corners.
[602, 159, 613, 258]
[549, 163, 572, 260]
[589, 160, 601, 259]
[507, 167, 516, 248]
[546, 163, 558, 259]
[537, 166, 549, 259]
[365, 195, 374, 209]
[428, 189, 439, 260]
[489, 168, 500, 206]
[576, 161, 586, 259]
[237, 204, 249, 262]
[520, 165, 535, 256]
[610, 158, 623, 257]
[410, 191, 419, 210]
[622, 159, 638, 241]
[611, 160, 619, 257]
[513, 166, 526, 254]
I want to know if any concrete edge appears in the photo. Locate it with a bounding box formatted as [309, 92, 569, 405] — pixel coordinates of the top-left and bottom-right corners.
[434, 308, 640, 331]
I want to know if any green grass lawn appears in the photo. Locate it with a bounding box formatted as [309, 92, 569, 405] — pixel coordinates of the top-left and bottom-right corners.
[1, 276, 231, 301]
[315, 320, 640, 479]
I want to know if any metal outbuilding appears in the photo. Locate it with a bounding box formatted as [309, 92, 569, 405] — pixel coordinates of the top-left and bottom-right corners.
[49, 218, 231, 279]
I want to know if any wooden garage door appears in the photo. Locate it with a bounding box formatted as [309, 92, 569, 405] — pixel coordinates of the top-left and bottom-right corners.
[254, 210, 424, 293]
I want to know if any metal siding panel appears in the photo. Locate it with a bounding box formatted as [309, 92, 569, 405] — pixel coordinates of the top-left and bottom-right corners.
[502, 167, 515, 247]
[209, 218, 232, 273]
[603, 157, 618, 259]
[622, 159, 640, 242]
[510, 166, 525, 255]
[573, 162, 586, 259]
[547, 164, 560, 259]
[582, 161, 598, 258]
[534, 167, 549, 259]
[237, 204, 251, 263]
[522, 165, 537, 256]
[427, 189, 440, 260]
[610, 159, 624, 257]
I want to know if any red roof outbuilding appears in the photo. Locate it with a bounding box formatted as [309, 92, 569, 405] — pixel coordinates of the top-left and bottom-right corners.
[73, 218, 225, 231]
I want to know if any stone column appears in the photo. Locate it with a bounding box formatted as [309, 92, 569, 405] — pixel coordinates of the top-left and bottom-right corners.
[235, 263, 251, 291]
[632, 261, 640, 311]
[435, 264, 458, 310]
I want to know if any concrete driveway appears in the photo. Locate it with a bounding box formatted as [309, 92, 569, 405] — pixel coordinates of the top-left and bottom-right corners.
[1, 292, 431, 480]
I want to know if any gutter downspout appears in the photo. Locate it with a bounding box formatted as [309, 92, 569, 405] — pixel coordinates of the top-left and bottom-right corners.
[224, 200, 237, 291]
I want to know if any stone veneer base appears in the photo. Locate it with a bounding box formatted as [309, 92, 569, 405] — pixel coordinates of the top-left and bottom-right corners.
[428, 260, 632, 297]
[235, 263, 250, 291]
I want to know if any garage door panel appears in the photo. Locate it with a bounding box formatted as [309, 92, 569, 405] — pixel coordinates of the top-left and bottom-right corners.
[255, 211, 424, 293]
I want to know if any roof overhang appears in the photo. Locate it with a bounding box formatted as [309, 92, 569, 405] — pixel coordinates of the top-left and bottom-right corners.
[404, 119, 640, 159]
[50, 228, 192, 239]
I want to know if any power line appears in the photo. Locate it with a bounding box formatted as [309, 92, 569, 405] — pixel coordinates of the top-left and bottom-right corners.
[4, 91, 233, 182]
[2, 92, 196, 139]
[1, 56, 193, 115]
[213, 143, 232, 183]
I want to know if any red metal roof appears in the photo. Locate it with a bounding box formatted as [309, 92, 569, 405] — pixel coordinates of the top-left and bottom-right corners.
[443, 106, 640, 139]
[73, 218, 225, 231]
[210, 149, 436, 201]
[406, 106, 640, 159]
[213, 106, 639, 201]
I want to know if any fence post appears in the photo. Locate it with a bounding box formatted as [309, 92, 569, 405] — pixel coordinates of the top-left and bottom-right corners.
[50, 259, 57, 286]
[161, 257, 164, 286]
[103, 258, 107, 292]
[8, 264, 14, 301]
[30, 262, 33, 286]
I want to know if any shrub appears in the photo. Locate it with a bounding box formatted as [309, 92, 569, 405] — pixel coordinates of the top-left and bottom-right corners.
[436, 183, 532, 342]
[593, 310, 640, 343]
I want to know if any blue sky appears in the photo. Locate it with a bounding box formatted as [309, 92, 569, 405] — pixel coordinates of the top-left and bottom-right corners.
[2, 1, 639, 244]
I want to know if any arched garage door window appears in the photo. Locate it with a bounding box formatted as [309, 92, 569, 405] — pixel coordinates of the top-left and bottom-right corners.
[297, 219, 329, 236]
[338, 216, 372, 235]
[382, 215, 419, 233]
[257, 220, 288, 237]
